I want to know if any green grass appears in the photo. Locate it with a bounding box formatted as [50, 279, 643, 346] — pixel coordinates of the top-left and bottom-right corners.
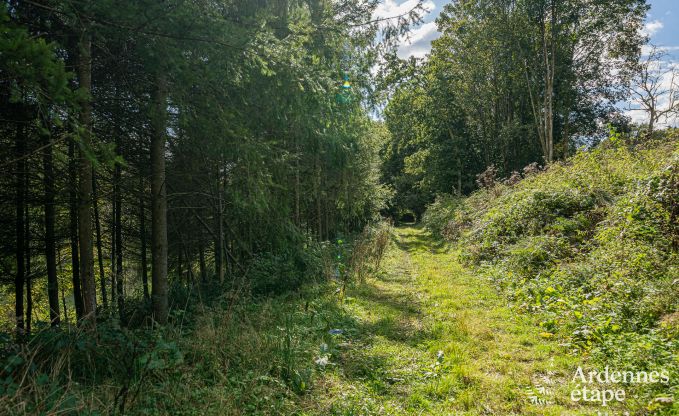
[421, 134, 679, 415]
[298, 226, 608, 415]
[3, 223, 667, 414]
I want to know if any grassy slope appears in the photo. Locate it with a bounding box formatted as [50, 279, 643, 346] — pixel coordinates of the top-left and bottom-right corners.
[424, 134, 679, 414]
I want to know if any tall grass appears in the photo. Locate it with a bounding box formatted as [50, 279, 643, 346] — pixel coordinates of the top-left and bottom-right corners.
[0, 221, 394, 415]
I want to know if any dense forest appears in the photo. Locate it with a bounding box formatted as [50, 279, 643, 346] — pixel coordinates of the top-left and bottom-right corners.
[0, 0, 412, 330]
[0, 0, 677, 414]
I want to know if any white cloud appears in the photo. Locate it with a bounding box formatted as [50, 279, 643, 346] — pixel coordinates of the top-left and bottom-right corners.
[641, 20, 663, 37]
[641, 45, 679, 56]
[373, 0, 435, 19]
[398, 21, 440, 58]
[372, 1, 440, 59]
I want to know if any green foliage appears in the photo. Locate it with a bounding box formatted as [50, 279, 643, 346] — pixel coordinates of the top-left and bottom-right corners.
[0, 321, 185, 414]
[427, 133, 679, 411]
[0, 4, 71, 104]
[422, 194, 463, 239]
[382, 0, 648, 216]
[247, 249, 317, 295]
[0, 223, 395, 414]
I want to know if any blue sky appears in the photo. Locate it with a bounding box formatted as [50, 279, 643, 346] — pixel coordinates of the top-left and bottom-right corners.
[644, 0, 679, 55]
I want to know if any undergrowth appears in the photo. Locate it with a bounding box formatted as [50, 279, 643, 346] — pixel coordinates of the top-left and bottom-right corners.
[424, 131, 679, 414]
[0, 222, 392, 415]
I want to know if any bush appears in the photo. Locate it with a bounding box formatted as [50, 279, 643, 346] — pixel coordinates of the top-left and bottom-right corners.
[347, 221, 392, 283]
[247, 247, 321, 295]
[422, 194, 463, 239]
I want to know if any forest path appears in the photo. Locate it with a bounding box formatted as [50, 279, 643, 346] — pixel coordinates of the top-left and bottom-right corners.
[304, 226, 594, 415]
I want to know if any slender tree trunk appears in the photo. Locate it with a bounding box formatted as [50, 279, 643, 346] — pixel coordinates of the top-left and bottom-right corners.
[25, 198, 32, 335]
[542, 1, 556, 163]
[114, 139, 124, 322]
[15, 123, 25, 335]
[214, 162, 225, 283]
[199, 242, 207, 284]
[139, 188, 150, 300]
[541, 21, 551, 163]
[92, 172, 107, 308]
[326, 198, 330, 239]
[185, 246, 194, 287]
[457, 157, 462, 195]
[61, 287, 68, 324]
[151, 73, 169, 324]
[524, 60, 546, 159]
[57, 248, 68, 324]
[295, 145, 301, 227]
[216, 177, 225, 283]
[315, 155, 322, 240]
[213, 233, 221, 281]
[177, 248, 183, 284]
[111, 187, 117, 305]
[77, 27, 97, 323]
[68, 138, 83, 320]
[44, 129, 61, 326]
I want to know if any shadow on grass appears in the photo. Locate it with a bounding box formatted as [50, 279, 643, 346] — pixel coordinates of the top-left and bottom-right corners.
[331, 227, 446, 399]
[391, 226, 449, 254]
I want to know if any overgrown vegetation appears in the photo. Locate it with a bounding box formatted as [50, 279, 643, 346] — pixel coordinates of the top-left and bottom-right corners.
[424, 131, 679, 413]
[0, 222, 392, 415]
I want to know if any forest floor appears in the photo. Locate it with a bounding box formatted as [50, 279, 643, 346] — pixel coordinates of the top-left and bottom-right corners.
[297, 226, 610, 415]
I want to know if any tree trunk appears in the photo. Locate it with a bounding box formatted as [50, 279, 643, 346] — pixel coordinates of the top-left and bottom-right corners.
[61, 287, 69, 324]
[177, 248, 184, 284]
[68, 138, 83, 320]
[544, 1, 557, 163]
[77, 27, 97, 323]
[25, 197, 32, 335]
[56, 248, 68, 324]
[457, 159, 462, 195]
[315, 155, 322, 240]
[15, 123, 25, 335]
[216, 175, 225, 283]
[139, 187, 150, 300]
[295, 144, 300, 227]
[114, 139, 124, 322]
[151, 73, 169, 324]
[199, 242, 207, 284]
[111, 190, 117, 305]
[44, 128, 61, 326]
[185, 247, 194, 287]
[92, 172, 107, 308]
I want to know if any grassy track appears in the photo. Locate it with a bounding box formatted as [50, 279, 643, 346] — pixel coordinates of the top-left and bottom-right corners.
[302, 226, 605, 415]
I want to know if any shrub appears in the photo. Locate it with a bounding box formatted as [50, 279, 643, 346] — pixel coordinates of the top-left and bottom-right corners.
[346, 221, 393, 283]
[475, 165, 498, 189]
[247, 250, 313, 295]
[422, 195, 463, 239]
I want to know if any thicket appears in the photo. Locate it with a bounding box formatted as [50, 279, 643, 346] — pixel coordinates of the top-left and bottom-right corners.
[0, 222, 392, 414]
[425, 131, 679, 412]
